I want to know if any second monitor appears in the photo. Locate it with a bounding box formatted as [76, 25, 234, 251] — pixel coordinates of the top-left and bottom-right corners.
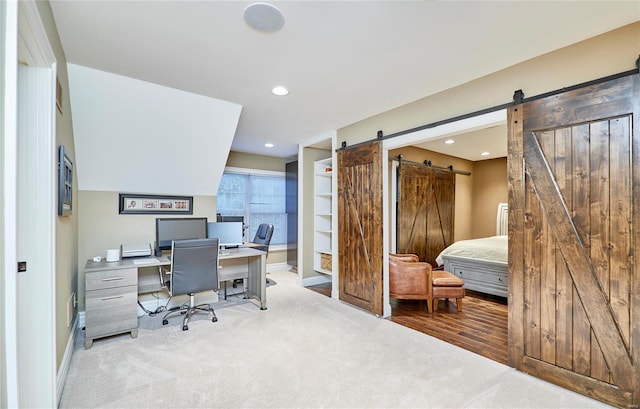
[207, 222, 244, 248]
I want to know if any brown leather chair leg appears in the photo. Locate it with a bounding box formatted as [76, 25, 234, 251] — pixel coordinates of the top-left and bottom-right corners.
[426, 296, 433, 313]
[432, 298, 439, 312]
[457, 298, 463, 312]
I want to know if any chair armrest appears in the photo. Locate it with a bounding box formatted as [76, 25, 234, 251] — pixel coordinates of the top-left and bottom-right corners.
[158, 266, 171, 288]
[389, 253, 419, 263]
[389, 258, 432, 297]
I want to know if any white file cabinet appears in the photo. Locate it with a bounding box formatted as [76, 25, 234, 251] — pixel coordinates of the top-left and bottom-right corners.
[84, 262, 138, 349]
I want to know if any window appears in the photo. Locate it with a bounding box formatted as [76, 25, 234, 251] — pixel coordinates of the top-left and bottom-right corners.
[216, 168, 286, 246]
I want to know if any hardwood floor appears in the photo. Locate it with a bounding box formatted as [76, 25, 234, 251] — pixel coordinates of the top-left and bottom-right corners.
[306, 283, 508, 365]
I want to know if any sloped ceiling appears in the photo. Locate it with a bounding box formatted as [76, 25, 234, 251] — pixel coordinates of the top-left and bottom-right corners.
[67, 64, 242, 195]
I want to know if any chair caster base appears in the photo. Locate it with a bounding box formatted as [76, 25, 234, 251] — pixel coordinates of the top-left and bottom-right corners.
[212, 316, 218, 322]
[162, 319, 168, 325]
[182, 325, 188, 331]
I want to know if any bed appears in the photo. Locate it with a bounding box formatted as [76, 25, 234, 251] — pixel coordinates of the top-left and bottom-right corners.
[435, 203, 508, 298]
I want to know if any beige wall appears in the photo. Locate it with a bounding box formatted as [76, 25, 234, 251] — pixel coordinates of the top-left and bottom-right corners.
[77, 192, 216, 310]
[338, 22, 640, 149]
[227, 150, 289, 172]
[77, 151, 290, 313]
[36, 1, 79, 371]
[471, 158, 508, 238]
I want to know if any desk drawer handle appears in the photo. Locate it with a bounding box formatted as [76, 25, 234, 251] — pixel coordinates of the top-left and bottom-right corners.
[101, 277, 124, 282]
[101, 295, 124, 301]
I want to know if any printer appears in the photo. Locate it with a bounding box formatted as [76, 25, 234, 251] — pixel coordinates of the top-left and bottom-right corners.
[121, 243, 152, 258]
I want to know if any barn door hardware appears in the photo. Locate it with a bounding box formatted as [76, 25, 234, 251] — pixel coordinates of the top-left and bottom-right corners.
[392, 156, 471, 176]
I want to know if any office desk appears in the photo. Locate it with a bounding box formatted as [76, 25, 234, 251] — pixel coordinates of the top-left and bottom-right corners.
[84, 247, 266, 348]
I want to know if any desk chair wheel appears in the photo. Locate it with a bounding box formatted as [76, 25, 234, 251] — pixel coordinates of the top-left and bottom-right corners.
[182, 325, 188, 331]
[162, 319, 169, 325]
[212, 316, 218, 322]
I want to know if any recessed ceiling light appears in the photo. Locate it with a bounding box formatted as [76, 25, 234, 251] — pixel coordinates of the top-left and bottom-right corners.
[444, 139, 455, 144]
[481, 151, 490, 156]
[272, 86, 288, 96]
[265, 143, 274, 148]
[244, 3, 285, 33]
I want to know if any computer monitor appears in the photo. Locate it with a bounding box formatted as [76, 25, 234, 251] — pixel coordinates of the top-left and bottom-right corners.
[216, 215, 244, 223]
[207, 222, 244, 248]
[155, 217, 208, 252]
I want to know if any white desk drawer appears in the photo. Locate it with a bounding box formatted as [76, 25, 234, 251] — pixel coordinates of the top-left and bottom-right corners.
[86, 267, 137, 291]
[85, 285, 138, 339]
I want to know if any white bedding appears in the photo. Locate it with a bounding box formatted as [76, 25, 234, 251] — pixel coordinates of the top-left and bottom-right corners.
[435, 235, 508, 266]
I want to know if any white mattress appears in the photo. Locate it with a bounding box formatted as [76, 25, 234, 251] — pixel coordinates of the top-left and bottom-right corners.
[436, 235, 508, 266]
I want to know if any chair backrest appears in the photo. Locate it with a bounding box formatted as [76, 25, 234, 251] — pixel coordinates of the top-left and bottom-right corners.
[170, 238, 219, 296]
[252, 223, 274, 250]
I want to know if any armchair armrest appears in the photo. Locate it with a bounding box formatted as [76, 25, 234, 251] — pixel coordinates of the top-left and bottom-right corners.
[389, 257, 432, 298]
[389, 253, 419, 263]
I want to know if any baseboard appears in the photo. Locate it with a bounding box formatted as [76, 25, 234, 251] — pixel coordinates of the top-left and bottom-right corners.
[266, 262, 291, 272]
[301, 274, 331, 287]
[57, 314, 78, 406]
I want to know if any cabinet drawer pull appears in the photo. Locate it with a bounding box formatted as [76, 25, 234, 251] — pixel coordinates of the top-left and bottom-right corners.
[101, 295, 124, 301]
[101, 277, 124, 282]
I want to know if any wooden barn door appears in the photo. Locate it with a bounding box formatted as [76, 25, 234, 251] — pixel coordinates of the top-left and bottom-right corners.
[337, 141, 383, 315]
[508, 74, 639, 407]
[396, 162, 454, 266]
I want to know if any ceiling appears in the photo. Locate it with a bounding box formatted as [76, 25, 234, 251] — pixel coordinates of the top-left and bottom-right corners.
[49, 1, 639, 159]
[415, 123, 508, 162]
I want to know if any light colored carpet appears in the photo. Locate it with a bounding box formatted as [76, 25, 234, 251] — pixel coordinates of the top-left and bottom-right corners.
[59, 267, 612, 408]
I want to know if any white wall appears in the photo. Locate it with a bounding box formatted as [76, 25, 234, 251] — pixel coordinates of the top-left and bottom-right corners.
[67, 64, 242, 196]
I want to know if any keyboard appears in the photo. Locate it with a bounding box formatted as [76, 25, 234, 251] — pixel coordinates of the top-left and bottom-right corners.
[133, 258, 159, 265]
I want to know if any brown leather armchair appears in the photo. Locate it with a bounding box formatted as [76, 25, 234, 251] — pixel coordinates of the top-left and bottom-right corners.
[389, 253, 465, 314]
[389, 253, 434, 313]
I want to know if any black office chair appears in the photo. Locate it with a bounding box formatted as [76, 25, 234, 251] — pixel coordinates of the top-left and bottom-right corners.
[254, 223, 274, 284]
[231, 223, 274, 289]
[252, 223, 274, 253]
[161, 238, 220, 331]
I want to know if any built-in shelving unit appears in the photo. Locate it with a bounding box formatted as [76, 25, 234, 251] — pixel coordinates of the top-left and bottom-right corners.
[314, 158, 333, 275]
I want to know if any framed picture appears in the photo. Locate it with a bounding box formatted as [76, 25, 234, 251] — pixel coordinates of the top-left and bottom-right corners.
[119, 193, 193, 215]
[58, 145, 73, 216]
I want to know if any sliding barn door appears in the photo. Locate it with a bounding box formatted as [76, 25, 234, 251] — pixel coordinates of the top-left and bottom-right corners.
[337, 141, 383, 315]
[508, 74, 639, 407]
[396, 162, 454, 265]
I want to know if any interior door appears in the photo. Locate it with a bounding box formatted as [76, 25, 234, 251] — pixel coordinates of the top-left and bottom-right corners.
[285, 160, 298, 269]
[396, 162, 454, 265]
[337, 141, 383, 315]
[508, 74, 639, 408]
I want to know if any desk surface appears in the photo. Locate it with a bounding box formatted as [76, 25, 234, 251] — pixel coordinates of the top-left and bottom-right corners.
[85, 246, 266, 272]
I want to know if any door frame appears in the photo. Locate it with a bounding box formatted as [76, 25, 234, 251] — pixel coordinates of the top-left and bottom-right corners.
[14, 1, 57, 407]
[1, 1, 20, 406]
[381, 109, 507, 317]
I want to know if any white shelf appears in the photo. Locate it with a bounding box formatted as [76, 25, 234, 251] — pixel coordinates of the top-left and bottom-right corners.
[316, 267, 332, 276]
[314, 157, 335, 275]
